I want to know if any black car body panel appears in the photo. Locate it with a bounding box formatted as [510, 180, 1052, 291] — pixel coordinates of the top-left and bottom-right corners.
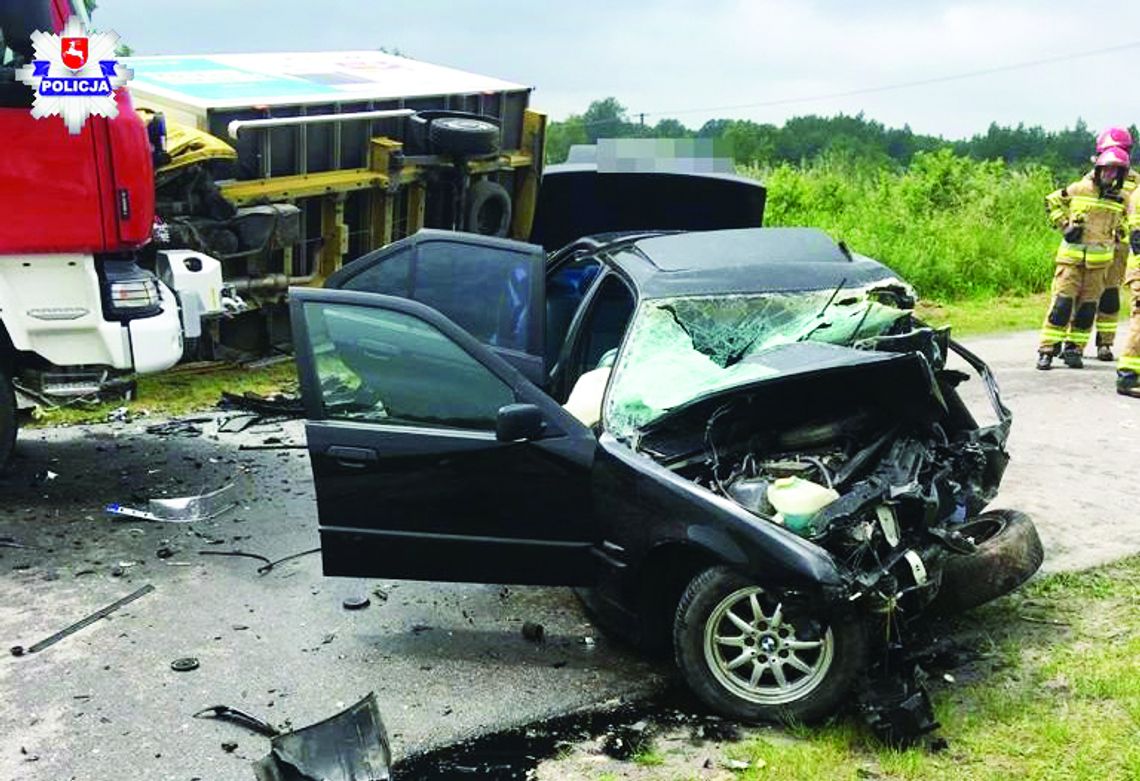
[290, 288, 597, 585]
[609, 228, 902, 299]
[530, 164, 767, 252]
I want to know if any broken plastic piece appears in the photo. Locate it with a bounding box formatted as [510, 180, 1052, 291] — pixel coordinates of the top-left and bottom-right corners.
[106, 483, 237, 523]
[193, 704, 281, 737]
[253, 692, 391, 781]
[145, 417, 211, 437]
[858, 672, 940, 747]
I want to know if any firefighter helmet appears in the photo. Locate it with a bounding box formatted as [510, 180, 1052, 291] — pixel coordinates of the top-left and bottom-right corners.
[1095, 146, 1130, 168]
[1096, 126, 1133, 154]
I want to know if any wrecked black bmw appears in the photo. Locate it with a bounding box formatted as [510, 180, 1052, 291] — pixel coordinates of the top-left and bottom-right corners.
[289, 227, 1042, 729]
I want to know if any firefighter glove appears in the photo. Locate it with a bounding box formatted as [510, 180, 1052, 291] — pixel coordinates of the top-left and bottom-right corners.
[1131, 229, 1140, 256]
[1063, 223, 1084, 243]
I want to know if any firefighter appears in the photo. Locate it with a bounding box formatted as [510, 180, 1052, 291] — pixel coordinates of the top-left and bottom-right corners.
[1092, 127, 1138, 361]
[1117, 185, 1140, 396]
[1038, 146, 1130, 370]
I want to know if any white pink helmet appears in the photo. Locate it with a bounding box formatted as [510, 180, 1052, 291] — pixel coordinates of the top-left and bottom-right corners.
[1096, 126, 1133, 154]
[1095, 146, 1130, 168]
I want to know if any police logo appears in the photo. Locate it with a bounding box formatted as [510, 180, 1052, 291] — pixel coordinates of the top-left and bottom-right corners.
[14, 17, 132, 135]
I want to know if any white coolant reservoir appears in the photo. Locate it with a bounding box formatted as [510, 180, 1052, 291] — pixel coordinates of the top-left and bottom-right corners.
[767, 477, 840, 535]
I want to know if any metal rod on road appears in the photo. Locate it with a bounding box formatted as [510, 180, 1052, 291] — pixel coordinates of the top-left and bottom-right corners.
[20, 584, 155, 655]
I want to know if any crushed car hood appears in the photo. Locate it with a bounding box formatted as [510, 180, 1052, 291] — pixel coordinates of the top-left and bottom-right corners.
[634, 342, 947, 457]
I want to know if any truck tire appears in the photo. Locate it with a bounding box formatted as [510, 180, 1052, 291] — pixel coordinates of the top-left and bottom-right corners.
[673, 566, 868, 724]
[428, 116, 500, 157]
[0, 367, 16, 470]
[465, 179, 512, 237]
[929, 510, 1044, 615]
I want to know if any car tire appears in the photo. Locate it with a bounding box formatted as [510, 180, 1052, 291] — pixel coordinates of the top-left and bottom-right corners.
[465, 179, 512, 237]
[673, 566, 868, 724]
[428, 116, 500, 157]
[929, 509, 1043, 615]
[0, 366, 17, 470]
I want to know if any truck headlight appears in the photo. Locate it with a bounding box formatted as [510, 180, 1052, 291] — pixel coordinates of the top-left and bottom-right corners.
[109, 278, 161, 312]
[99, 259, 164, 320]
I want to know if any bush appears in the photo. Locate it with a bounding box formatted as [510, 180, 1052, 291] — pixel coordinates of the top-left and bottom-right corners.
[743, 149, 1063, 300]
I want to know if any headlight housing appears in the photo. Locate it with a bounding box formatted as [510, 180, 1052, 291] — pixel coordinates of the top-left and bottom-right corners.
[99, 259, 164, 320]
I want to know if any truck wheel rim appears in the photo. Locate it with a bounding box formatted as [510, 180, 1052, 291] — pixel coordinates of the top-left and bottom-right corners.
[703, 586, 833, 705]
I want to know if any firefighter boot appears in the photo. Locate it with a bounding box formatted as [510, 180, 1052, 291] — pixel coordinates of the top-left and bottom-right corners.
[1036, 352, 1054, 371]
[1117, 370, 1140, 398]
[1061, 342, 1084, 369]
[1098, 344, 1115, 362]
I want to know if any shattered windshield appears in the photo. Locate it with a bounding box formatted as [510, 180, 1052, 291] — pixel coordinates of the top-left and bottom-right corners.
[604, 283, 912, 441]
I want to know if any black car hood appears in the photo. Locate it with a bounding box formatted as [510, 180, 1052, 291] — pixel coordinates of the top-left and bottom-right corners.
[530, 165, 766, 252]
[634, 342, 947, 457]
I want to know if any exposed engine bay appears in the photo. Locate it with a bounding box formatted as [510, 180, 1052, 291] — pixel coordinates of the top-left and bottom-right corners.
[644, 324, 1011, 605]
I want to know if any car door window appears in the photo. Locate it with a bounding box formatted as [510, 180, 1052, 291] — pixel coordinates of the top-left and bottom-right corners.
[339, 246, 412, 296]
[575, 275, 636, 376]
[413, 242, 536, 353]
[545, 255, 602, 369]
[301, 301, 514, 430]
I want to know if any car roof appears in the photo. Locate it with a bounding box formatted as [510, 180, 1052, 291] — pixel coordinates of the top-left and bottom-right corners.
[599, 227, 902, 298]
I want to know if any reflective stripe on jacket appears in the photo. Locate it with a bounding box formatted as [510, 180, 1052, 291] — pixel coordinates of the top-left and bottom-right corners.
[1046, 176, 1127, 265]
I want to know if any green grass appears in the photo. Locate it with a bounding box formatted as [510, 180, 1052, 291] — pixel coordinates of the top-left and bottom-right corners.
[691, 557, 1140, 781]
[26, 361, 298, 428]
[742, 150, 1065, 301]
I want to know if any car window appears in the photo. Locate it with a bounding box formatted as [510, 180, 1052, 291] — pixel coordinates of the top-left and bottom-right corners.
[413, 241, 536, 353]
[545, 255, 602, 368]
[340, 246, 412, 296]
[301, 301, 514, 431]
[573, 274, 635, 378]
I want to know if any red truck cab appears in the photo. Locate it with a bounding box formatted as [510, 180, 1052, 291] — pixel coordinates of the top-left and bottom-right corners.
[0, 0, 185, 467]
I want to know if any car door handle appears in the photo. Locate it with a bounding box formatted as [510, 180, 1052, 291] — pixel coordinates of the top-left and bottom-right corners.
[326, 445, 378, 467]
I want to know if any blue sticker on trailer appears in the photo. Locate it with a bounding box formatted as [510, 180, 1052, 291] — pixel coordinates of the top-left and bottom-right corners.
[127, 56, 339, 102]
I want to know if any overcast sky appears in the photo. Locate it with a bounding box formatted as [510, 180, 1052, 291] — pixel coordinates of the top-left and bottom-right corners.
[93, 0, 1139, 138]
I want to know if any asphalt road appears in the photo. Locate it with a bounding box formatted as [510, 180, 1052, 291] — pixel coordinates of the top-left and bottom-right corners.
[1, 329, 1136, 780]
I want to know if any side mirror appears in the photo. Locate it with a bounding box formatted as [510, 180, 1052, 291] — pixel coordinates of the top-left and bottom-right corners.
[0, 1, 55, 61]
[496, 403, 545, 442]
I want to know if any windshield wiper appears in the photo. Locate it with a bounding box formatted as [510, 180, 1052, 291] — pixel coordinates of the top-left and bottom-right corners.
[794, 277, 848, 343]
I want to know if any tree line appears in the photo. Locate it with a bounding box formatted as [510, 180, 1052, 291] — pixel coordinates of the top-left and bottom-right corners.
[547, 97, 1132, 177]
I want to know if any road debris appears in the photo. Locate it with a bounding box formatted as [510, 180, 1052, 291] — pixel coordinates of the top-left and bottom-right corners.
[199, 549, 273, 567]
[193, 704, 281, 737]
[521, 621, 545, 643]
[221, 740, 239, 753]
[0, 536, 35, 550]
[170, 657, 200, 672]
[342, 596, 370, 610]
[252, 693, 391, 781]
[602, 719, 654, 760]
[11, 584, 154, 656]
[106, 483, 238, 523]
[218, 414, 260, 433]
[858, 668, 940, 748]
[145, 417, 212, 437]
[256, 547, 321, 575]
[219, 390, 305, 418]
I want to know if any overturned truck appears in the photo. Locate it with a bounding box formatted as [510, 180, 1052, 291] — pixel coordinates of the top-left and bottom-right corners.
[126, 51, 545, 357]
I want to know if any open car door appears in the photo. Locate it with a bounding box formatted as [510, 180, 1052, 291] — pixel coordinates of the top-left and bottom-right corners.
[325, 230, 547, 385]
[290, 287, 597, 585]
